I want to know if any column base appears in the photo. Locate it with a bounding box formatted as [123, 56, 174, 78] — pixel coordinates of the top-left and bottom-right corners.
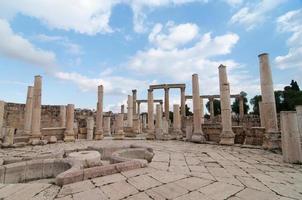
[219, 130, 235, 145]
[146, 129, 155, 140]
[94, 130, 104, 140]
[64, 135, 75, 142]
[190, 132, 206, 143]
[29, 135, 42, 145]
[173, 129, 183, 140]
[113, 131, 125, 140]
[262, 131, 281, 150]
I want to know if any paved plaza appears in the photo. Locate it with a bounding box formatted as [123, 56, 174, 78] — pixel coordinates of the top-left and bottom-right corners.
[0, 140, 301, 200]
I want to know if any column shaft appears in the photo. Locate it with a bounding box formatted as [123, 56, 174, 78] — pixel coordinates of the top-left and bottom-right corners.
[64, 104, 75, 142]
[147, 89, 155, 139]
[239, 96, 244, 120]
[30, 75, 42, 143]
[209, 97, 215, 122]
[86, 117, 94, 140]
[180, 88, 186, 117]
[104, 116, 111, 136]
[95, 85, 104, 140]
[127, 95, 133, 127]
[0, 100, 4, 140]
[121, 105, 125, 114]
[137, 102, 141, 115]
[24, 86, 34, 135]
[259, 101, 265, 127]
[164, 87, 169, 118]
[114, 113, 125, 139]
[132, 90, 137, 115]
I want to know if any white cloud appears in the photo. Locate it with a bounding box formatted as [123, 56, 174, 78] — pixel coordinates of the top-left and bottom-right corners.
[0, 18, 56, 69]
[275, 9, 302, 69]
[149, 22, 199, 50]
[224, 0, 243, 7]
[230, 0, 287, 30]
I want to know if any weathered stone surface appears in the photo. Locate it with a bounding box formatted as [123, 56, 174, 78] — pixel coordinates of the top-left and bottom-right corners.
[101, 181, 138, 200]
[58, 180, 94, 197]
[92, 173, 126, 186]
[73, 188, 108, 200]
[128, 174, 162, 191]
[199, 182, 243, 200]
[146, 182, 188, 199]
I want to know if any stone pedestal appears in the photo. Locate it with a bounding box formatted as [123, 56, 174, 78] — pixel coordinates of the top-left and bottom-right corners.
[86, 117, 94, 140]
[95, 85, 104, 140]
[155, 104, 163, 139]
[173, 104, 182, 139]
[60, 105, 66, 127]
[280, 111, 302, 163]
[147, 89, 155, 140]
[191, 74, 206, 143]
[259, 53, 280, 150]
[114, 114, 125, 140]
[104, 116, 111, 136]
[64, 104, 75, 142]
[219, 65, 235, 145]
[24, 86, 33, 135]
[29, 75, 42, 144]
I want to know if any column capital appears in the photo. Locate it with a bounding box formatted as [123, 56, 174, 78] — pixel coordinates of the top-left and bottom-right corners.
[148, 89, 153, 92]
[132, 89, 137, 93]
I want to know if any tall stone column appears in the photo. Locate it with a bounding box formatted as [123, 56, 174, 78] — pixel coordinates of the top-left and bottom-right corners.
[259, 53, 279, 149]
[142, 114, 147, 129]
[164, 87, 169, 118]
[180, 87, 186, 117]
[114, 113, 124, 139]
[95, 85, 104, 140]
[30, 75, 42, 144]
[86, 116, 94, 140]
[200, 98, 204, 124]
[219, 65, 235, 145]
[24, 86, 34, 135]
[280, 111, 302, 163]
[60, 105, 66, 127]
[0, 100, 4, 141]
[104, 116, 111, 136]
[147, 89, 155, 139]
[155, 104, 163, 138]
[64, 104, 75, 142]
[173, 104, 182, 138]
[137, 102, 141, 115]
[132, 90, 137, 115]
[127, 95, 133, 127]
[239, 96, 244, 120]
[191, 74, 206, 143]
[209, 97, 215, 122]
[259, 101, 265, 127]
[121, 105, 125, 114]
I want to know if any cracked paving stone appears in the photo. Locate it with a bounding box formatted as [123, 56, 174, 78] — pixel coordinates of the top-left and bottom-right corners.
[125, 192, 153, 200]
[128, 174, 162, 191]
[100, 181, 138, 200]
[235, 188, 279, 200]
[73, 188, 108, 200]
[147, 171, 187, 183]
[174, 177, 213, 191]
[146, 182, 189, 200]
[58, 180, 95, 197]
[92, 173, 126, 187]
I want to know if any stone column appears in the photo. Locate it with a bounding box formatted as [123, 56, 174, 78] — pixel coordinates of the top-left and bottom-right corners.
[219, 65, 235, 145]
[64, 104, 75, 142]
[180, 87, 186, 117]
[155, 104, 163, 138]
[280, 111, 302, 163]
[142, 114, 147, 129]
[164, 87, 169, 118]
[127, 95, 133, 127]
[30, 75, 42, 144]
[191, 74, 206, 143]
[23, 86, 34, 135]
[200, 98, 204, 124]
[0, 100, 4, 142]
[104, 116, 111, 136]
[259, 53, 279, 149]
[132, 90, 137, 115]
[95, 85, 104, 140]
[239, 96, 244, 120]
[137, 102, 141, 115]
[259, 101, 265, 127]
[173, 104, 182, 138]
[86, 116, 94, 140]
[147, 89, 155, 139]
[121, 105, 125, 114]
[114, 113, 124, 139]
[209, 97, 215, 122]
[60, 105, 66, 127]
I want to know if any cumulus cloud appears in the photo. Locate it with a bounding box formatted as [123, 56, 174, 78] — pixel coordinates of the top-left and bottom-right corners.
[230, 0, 287, 30]
[275, 9, 302, 69]
[0, 18, 56, 69]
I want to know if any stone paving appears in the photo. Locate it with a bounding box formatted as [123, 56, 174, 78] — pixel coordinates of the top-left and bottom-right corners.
[1, 140, 302, 200]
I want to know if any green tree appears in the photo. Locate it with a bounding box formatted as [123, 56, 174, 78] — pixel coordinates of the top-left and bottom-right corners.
[231, 91, 249, 114]
[250, 95, 262, 115]
[206, 99, 221, 116]
[185, 104, 193, 116]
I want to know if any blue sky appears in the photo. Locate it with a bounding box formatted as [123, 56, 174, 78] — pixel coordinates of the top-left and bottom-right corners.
[0, 0, 301, 112]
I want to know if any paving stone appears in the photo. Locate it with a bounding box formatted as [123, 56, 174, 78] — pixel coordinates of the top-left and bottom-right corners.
[174, 191, 211, 200]
[236, 176, 271, 192]
[174, 177, 213, 191]
[58, 180, 95, 197]
[92, 173, 126, 186]
[0, 184, 28, 199]
[73, 188, 108, 200]
[188, 165, 208, 173]
[121, 167, 155, 178]
[149, 161, 169, 171]
[235, 188, 279, 200]
[101, 181, 138, 200]
[125, 192, 153, 200]
[4, 183, 50, 200]
[128, 174, 162, 191]
[199, 182, 244, 200]
[32, 184, 61, 200]
[146, 182, 188, 199]
[147, 171, 187, 183]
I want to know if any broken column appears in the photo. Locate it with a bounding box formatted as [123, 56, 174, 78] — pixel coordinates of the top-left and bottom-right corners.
[259, 53, 280, 149]
[24, 86, 33, 135]
[103, 116, 111, 136]
[30, 75, 42, 144]
[121, 105, 125, 114]
[127, 95, 133, 127]
[95, 85, 104, 140]
[219, 65, 235, 145]
[64, 104, 75, 142]
[132, 90, 137, 115]
[86, 117, 94, 140]
[155, 104, 163, 139]
[191, 74, 206, 143]
[280, 111, 302, 163]
[173, 104, 182, 139]
[180, 87, 186, 117]
[60, 105, 66, 127]
[164, 87, 169, 118]
[147, 89, 155, 139]
[114, 113, 125, 139]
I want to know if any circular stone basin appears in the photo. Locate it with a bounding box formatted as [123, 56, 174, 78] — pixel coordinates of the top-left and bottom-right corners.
[68, 151, 101, 168]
